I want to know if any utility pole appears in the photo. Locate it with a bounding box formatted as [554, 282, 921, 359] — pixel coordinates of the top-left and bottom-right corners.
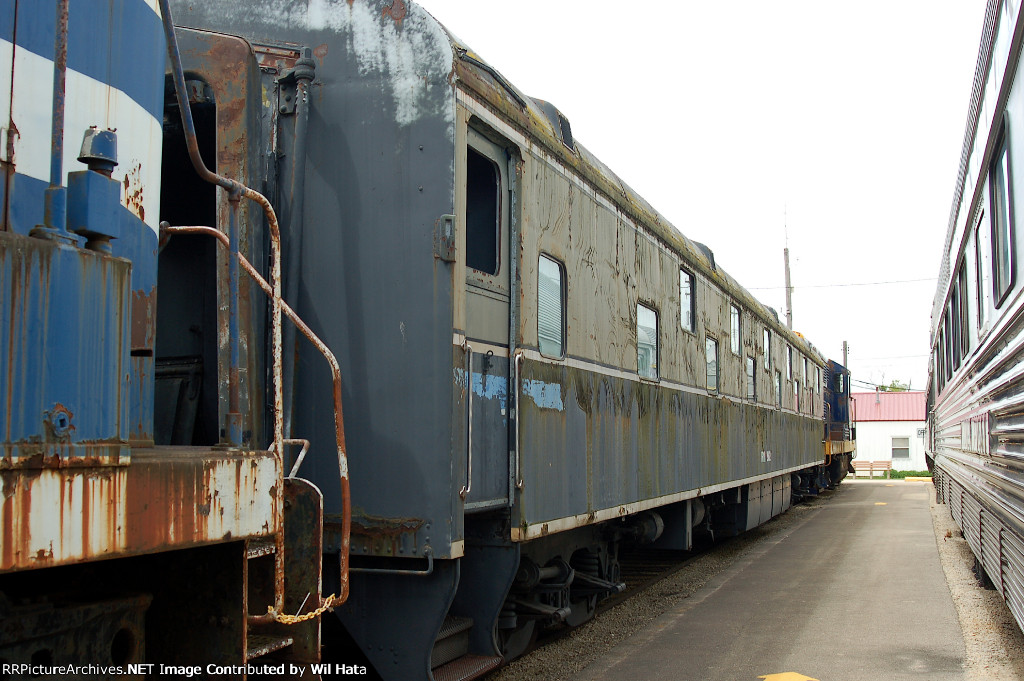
[843, 340, 848, 367]
[784, 247, 793, 329]
[783, 207, 793, 329]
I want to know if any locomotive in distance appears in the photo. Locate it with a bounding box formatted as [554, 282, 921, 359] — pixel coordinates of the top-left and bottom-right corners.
[0, 0, 854, 679]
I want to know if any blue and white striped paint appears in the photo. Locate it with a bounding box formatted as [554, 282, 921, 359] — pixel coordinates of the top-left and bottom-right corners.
[0, 0, 165, 236]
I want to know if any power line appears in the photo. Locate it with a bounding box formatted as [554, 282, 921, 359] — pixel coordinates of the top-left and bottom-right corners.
[747, 277, 936, 291]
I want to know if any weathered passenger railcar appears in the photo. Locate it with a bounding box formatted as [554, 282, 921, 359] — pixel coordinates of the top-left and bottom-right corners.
[167, 1, 844, 678]
[929, 0, 1024, 638]
[1, 0, 848, 678]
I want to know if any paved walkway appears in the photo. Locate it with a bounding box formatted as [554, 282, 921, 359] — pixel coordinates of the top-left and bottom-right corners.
[573, 481, 965, 681]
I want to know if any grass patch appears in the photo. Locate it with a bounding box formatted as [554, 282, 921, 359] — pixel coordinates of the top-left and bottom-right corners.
[888, 470, 931, 479]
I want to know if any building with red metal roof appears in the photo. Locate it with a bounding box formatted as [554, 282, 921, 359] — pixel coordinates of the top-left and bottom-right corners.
[850, 391, 927, 472]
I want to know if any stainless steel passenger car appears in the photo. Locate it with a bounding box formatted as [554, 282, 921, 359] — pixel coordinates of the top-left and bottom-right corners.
[166, 2, 840, 679]
[929, 0, 1024, 637]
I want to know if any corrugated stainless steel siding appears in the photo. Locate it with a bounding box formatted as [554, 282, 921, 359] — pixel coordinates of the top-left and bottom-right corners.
[963, 492, 983, 559]
[981, 512, 1003, 596]
[1002, 530, 1024, 632]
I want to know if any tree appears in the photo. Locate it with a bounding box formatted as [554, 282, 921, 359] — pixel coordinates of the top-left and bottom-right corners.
[878, 379, 910, 392]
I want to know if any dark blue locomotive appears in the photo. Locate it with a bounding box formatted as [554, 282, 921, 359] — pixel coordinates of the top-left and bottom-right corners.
[0, 1, 853, 678]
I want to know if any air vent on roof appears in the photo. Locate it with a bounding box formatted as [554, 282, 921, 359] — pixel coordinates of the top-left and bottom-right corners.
[531, 98, 575, 152]
[693, 242, 715, 271]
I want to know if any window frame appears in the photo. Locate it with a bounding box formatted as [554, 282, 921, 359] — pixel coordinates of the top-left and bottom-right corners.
[763, 328, 771, 370]
[464, 128, 510, 294]
[991, 122, 1016, 308]
[637, 302, 659, 380]
[746, 355, 756, 401]
[537, 253, 566, 359]
[891, 436, 911, 459]
[958, 260, 969, 360]
[705, 336, 719, 393]
[775, 370, 783, 408]
[680, 268, 695, 333]
[730, 304, 741, 355]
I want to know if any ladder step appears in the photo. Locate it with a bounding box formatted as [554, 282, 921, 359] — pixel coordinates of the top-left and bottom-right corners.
[247, 537, 276, 559]
[431, 615, 474, 669]
[246, 633, 294, 661]
[432, 654, 502, 681]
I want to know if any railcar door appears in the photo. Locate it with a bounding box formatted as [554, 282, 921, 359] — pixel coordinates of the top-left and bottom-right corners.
[461, 127, 512, 511]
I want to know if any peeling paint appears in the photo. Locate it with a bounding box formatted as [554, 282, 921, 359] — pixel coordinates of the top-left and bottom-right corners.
[522, 378, 563, 411]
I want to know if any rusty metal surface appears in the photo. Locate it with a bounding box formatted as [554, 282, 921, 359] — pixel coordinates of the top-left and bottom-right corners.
[341, 512, 427, 559]
[0, 446, 280, 572]
[169, 24, 270, 457]
[1, 231, 131, 469]
[161, 223, 351, 603]
[252, 477, 323, 662]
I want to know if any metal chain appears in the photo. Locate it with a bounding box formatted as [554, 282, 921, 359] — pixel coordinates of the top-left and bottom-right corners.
[265, 594, 337, 625]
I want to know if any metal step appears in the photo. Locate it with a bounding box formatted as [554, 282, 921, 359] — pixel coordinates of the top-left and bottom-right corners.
[432, 654, 502, 681]
[246, 633, 294, 661]
[430, 615, 474, 669]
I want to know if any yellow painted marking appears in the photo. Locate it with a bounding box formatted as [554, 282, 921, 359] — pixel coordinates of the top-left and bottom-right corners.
[875, 502, 888, 506]
[885, 484, 894, 487]
[758, 674, 820, 681]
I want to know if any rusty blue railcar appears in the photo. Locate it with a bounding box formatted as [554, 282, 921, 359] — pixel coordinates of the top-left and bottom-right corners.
[0, 0, 343, 674]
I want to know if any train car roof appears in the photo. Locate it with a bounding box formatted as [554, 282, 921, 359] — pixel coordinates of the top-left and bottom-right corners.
[432, 16, 824, 363]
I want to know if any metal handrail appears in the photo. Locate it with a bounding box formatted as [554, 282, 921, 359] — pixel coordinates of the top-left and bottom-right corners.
[461, 341, 473, 499]
[161, 223, 351, 611]
[514, 351, 524, 490]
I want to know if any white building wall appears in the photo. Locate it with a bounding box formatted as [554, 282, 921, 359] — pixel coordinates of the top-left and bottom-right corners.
[854, 421, 928, 471]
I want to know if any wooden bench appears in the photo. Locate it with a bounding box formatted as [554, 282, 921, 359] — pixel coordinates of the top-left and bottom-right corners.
[851, 460, 892, 479]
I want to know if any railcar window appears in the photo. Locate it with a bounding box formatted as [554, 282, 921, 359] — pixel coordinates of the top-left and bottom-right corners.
[706, 337, 719, 392]
[730, 305, 741, 354]
[786, 346, 793, 380]
[991, 132, 1015, 305]
[466, 147, 501, 275]
[816, 366, 821, 394]
[951, 279, 962, 371]
[892, 436, 910, 459]
[763, 328, 770, 369]
[775, 371, 782, 407]
[976, 215, 988, 328]
[803, 357, 809, 383]
[958, 262, 969, 358]
[943, 311, 952, 382]
[746, 356, 755, 400]
[638, 303, 659, 379]
[794, 379, 800, 411]
[680, 269, 695, 332]
[538, 255, 565, 358]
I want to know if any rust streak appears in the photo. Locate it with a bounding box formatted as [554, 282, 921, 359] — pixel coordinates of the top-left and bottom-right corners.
[382, 0, 406, 23]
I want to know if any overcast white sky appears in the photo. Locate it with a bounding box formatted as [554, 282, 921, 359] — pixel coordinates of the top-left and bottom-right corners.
[418, 0, 987, 391]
